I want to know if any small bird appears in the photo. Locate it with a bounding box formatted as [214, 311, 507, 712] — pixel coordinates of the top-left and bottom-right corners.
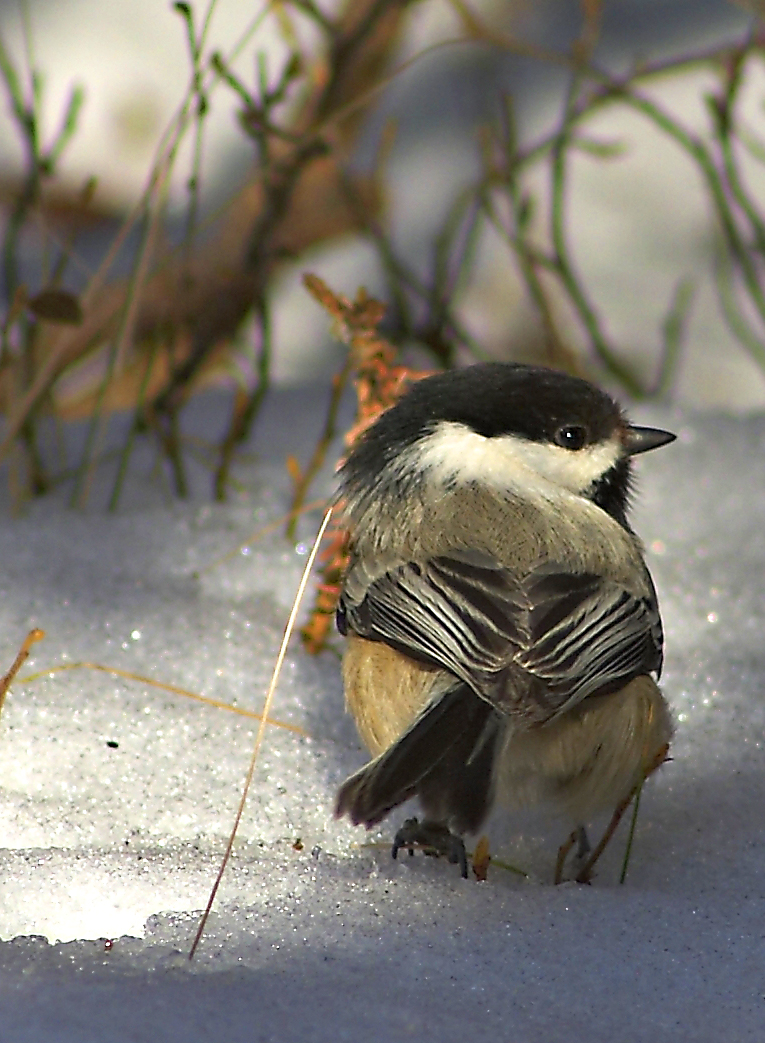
[333, 362, 675, 880]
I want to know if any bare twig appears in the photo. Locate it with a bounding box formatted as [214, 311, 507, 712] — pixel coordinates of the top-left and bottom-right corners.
[285, 349, 355, 538]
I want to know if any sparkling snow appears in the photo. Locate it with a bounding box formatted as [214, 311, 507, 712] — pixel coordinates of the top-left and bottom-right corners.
[0, 387, 761, 1041]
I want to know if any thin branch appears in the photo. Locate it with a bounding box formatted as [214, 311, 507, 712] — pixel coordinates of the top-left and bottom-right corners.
[213, 296, 272, 500]
[285, 349, 355, 539]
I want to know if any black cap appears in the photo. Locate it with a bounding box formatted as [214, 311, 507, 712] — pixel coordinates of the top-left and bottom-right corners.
[344, 363, 627, 477]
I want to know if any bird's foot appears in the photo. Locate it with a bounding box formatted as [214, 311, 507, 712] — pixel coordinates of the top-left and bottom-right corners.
[392, 817, 468, 878]
[573, 825, 591, 878]
[573, 742, 672, 884]
[555, 825, 592, 884]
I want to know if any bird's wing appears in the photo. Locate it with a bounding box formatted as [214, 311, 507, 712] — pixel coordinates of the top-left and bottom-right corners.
[338, 549, 663, 721]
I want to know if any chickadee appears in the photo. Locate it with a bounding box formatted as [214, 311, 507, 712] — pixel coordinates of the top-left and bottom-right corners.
[333, 362, 675, 880]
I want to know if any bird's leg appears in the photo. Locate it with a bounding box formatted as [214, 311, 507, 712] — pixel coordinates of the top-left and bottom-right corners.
[555, 828, 578, 885]
[576, 824, 591, 861]
[392, 817, 468, 878]
[555, 825, 591, 884]
[575, 794, 634, 884]
[575, 742, 671, 884]
[573, 825, 591, 878]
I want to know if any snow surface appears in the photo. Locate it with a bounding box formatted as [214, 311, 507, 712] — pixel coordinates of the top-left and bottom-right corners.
[0, 385, 761, 1041]
[0, 0, 761, 1035]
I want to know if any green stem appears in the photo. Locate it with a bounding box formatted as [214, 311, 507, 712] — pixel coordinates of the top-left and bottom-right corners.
[619, 784, 642, 885]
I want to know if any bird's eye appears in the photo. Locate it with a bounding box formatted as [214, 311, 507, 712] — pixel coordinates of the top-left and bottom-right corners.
[554, 424, 588, 450]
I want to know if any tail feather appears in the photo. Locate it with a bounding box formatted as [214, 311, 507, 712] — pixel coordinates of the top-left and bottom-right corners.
[335, 683, 501, 835]
[420, 712, 501, 835]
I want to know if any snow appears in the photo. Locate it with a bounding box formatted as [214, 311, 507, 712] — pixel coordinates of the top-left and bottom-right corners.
[0, 386, 761, 1041]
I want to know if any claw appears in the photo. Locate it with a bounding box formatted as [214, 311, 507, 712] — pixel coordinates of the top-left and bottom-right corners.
[392, 817, 468, 878]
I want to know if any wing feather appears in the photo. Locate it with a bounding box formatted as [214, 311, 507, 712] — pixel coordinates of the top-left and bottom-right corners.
[340, 549, 663, 721]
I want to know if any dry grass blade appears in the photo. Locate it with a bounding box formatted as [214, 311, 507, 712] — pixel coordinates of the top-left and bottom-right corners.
[619, 778, 644, 885]
[0, 628, 45, 718]
[189, 504, 334, 960]
[575, 742, 670, 884]
[18, 660, 306, 736]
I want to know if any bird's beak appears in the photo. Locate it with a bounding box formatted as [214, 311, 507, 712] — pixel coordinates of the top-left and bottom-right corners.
[624, 425, 677, 456]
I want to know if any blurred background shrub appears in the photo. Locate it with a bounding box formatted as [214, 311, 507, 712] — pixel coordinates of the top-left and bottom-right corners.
[0, 0, 760, 508]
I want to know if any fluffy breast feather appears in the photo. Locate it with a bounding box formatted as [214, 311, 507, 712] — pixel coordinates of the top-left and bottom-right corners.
[342, 635, 448, 756]
[342, 482, 649, 602]
[496, 675, 673, 821]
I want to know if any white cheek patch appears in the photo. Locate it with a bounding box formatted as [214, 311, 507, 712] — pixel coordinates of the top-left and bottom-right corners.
[409, 421, 622, 497]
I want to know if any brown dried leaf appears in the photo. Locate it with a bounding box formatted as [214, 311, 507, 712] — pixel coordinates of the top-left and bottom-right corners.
[286, 454, 303, 487]
[272, 157, 380, 258]
[302, 274, 387, 333]
[472, 835, 491, 882]
[299, 274, 438, 652]
[5, 284, 28, 327]
[51, 330, 234, 421]
[300, 610, 334, 656]
[348, 290, 385, 331]
[303, 273, 348, 320]
[28, 288, 83, 325]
